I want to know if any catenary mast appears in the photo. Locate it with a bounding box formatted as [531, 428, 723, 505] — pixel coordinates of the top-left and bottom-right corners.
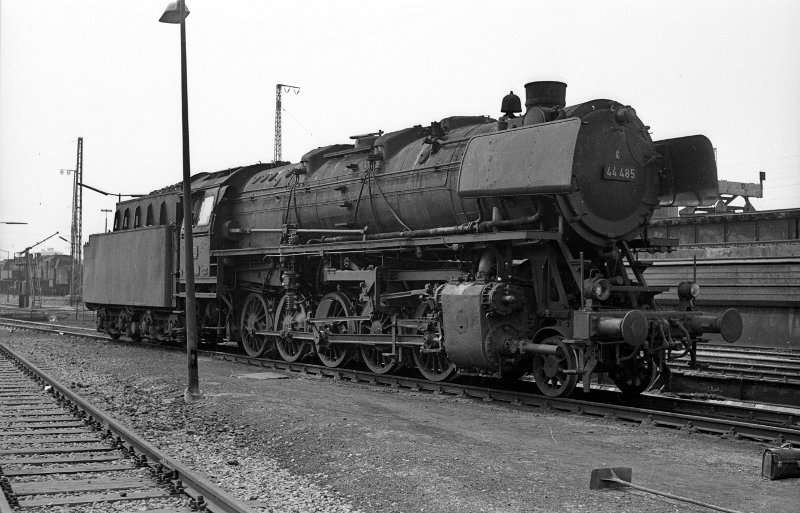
[69, 137, 83, 304]
[274, 84, 299, 162]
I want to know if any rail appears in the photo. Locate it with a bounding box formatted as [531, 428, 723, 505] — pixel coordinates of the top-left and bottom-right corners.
[2, 318, 799, 446]
[0, 339, 258, 513]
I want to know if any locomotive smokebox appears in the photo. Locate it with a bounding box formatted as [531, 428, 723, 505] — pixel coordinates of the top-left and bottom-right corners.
[524, 81, 567, 109]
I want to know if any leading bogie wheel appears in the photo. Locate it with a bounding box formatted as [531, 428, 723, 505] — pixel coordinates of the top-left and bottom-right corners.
[274, 293, 310, 362]
[315, 292, 357, 368]
[530, 335, 578, 397]
[239, 293, 275, 358]
[412, 348, 457, 382]
[611, 352, 658, 396]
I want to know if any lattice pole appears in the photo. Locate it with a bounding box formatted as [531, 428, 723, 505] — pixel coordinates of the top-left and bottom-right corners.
[274, 84, 299, 163]
[69, 137, 83, 304]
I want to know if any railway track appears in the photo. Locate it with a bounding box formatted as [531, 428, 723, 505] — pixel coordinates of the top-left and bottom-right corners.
[0, 340, 256, 512]
[4, 318, 800, 380]
[675, 344, 800, 380]
[4, 316, 800, 389]
[704, 342, 800, 356]
[2, 318, 799, 448]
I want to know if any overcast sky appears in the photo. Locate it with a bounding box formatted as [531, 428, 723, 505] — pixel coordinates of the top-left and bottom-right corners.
[1, 0, 798, 256]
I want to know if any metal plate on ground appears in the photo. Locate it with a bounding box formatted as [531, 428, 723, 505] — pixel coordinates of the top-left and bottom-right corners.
[236, 371, 288, 380]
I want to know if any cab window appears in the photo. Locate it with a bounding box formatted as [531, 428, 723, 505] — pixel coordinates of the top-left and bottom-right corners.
[196, 195, 215, 227]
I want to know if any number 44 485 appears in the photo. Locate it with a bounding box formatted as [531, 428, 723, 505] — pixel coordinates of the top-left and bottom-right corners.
[603, 165, 636, 181]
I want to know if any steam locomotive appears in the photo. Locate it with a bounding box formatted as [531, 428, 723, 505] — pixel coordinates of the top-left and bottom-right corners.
[83, 81, 742, 397]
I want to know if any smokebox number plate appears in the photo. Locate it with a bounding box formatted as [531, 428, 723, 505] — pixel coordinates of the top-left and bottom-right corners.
[603, 165, 636, 181]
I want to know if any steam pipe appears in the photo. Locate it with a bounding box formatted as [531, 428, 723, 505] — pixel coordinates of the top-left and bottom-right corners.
[230, 227, 369, 235]
[324, 202, 544, 243]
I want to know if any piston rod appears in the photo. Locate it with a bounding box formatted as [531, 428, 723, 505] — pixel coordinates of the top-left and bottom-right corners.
[519, 341, 560, 355]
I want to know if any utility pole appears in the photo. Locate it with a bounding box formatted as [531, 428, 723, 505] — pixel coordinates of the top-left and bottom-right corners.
[69, 137, 83, 305]
[274, 83, 299, 163]
[17, 232, 59, 309]
[101, 209, 112, 232]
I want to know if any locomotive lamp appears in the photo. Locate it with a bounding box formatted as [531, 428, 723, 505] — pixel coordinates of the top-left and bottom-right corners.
[677, 281, 700, 310]
[160, 0, 202, 403]
[677, 281, 701, 300]
[583, 275, 612, 302]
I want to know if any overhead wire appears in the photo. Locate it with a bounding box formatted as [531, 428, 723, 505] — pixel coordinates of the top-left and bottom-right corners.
[0, 139, 78, 167]
[281, 108, 324, 145]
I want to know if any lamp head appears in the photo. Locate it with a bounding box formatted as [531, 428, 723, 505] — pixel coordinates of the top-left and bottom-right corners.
[677, 281, 700, 301]
[159, 1, 189, 24]
[583, 276, 612, 302]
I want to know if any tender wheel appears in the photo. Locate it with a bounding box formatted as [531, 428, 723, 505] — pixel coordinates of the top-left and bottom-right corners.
[530, 336, 578, 397]
[314, 292, 357, 368]
[409, 302, 456, 382]
[140, 313, 154, 342]
[128, 320, 143, 342]
[105, 315, 122, 340]
[240, 293, 275, 358]
[152, 324, 168, 343]
[274, 293, 310, 362]
[611, 352, 657, 396]
[360, 312, 399, 374]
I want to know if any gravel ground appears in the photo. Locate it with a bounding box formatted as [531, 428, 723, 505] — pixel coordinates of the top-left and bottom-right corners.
[1, 328, 797, 513]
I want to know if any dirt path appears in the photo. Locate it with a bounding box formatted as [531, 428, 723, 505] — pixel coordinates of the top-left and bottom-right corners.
[2, 331, 797, 512]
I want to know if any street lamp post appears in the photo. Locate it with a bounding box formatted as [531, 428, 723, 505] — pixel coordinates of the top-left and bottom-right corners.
[160, 0, 202, 403]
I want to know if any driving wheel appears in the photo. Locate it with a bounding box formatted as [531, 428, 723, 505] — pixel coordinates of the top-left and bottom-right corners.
[274, 293, 310, 362]
[360, 312, 399, 374]
[314, 292, 357, 368]
[239, 293, 275, 357]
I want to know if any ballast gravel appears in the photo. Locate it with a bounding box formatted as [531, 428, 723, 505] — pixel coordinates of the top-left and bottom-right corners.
[1, 329, 797, 513]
